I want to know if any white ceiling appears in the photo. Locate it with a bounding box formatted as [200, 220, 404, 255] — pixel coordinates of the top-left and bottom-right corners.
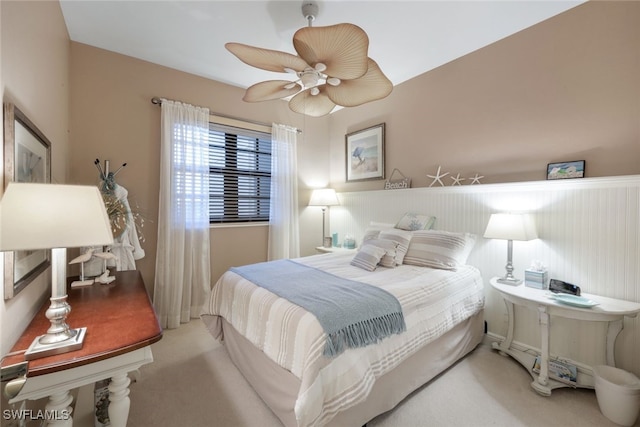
[59, 1, 584, 90]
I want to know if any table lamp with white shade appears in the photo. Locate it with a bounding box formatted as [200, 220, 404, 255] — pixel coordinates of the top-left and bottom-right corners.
[308, 188, 339, 247]
[0, 183, 114, 360]
[483, 212, 538, 285]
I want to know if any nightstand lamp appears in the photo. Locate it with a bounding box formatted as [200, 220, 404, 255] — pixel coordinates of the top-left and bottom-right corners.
[0, 183, 114, 359]
[308, 188, 339, 247]
[484, 212, 538, 285]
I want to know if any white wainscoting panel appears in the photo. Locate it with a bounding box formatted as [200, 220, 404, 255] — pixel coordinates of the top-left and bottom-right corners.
[329, 175, 640, 376]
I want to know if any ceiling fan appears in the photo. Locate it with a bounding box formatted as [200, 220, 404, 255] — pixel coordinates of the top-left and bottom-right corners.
[225, 1, 393, 117]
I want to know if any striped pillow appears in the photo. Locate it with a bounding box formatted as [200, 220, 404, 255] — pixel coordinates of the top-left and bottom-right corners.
[404, 230, 476, 270]
[362, 222, 395, 243]
[378, 228, 413, 266]
[350, 244, 387, 271]
[361, 238, 400, 268]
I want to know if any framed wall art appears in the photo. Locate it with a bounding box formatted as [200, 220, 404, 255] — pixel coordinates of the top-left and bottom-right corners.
[547, 160, 585, 180]
[345, 123, 385, 182]
[3, 103, 52, 299]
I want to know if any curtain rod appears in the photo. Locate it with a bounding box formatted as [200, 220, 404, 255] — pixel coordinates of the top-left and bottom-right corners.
[151, 97, 302, 134]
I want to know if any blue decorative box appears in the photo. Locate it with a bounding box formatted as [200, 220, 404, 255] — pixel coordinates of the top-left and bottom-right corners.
[525, 269, 549, 289]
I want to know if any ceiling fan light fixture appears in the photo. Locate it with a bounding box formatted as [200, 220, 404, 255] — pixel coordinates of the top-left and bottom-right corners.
[300, 69, 319, 88]
[225, 1, 393, 116]
[315, 63, 327, 72]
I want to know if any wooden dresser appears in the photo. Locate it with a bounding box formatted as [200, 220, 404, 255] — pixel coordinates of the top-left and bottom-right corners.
[2, 270, 162, 427]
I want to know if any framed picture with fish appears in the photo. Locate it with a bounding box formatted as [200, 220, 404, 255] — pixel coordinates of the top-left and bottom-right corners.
[345, 123, 385, 182]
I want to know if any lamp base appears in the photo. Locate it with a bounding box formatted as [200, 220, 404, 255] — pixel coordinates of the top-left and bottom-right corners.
[24, 327, 87, 360]
[497, 277, 523, 286]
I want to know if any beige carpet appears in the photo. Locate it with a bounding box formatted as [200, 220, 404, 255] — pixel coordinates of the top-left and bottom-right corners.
[125, 319, 636, 427]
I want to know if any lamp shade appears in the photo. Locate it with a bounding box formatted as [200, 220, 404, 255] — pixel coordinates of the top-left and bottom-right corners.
[483, 213, 538, 241]
[308, 188, 339, 207]
[0, 183, 114, 251]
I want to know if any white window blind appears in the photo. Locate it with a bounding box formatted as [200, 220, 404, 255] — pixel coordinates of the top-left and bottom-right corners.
[208, 122, 272, 223]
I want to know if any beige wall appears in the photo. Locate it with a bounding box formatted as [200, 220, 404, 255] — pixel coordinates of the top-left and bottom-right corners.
[328, 1, 640, 192]
[65, 0, 640, 296]
[0, 0, 70, 355]
[68, 43, 329, 294]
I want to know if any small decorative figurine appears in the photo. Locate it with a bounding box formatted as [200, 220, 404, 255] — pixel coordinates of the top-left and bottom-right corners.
[450, 173, 465, 186]
[94, 251, 117, 284]
[470, 173, 484, 185]
[70, 248, 96, 288]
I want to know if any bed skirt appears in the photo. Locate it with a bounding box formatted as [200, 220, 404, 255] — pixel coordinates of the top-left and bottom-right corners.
[204, 309, 484, 426]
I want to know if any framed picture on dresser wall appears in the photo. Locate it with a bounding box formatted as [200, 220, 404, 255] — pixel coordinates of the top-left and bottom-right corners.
[3, 103, 52, 299]
[345, 123, 385, 182]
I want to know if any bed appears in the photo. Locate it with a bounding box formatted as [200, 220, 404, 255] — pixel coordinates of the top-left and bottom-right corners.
[201, 229, 485, 427]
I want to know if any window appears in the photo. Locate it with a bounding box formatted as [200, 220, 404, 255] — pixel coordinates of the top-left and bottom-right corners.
[171, 121, 210, 228]
[208, 121, 272, 223]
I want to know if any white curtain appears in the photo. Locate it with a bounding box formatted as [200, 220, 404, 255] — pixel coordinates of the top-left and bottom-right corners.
[154, 99, 211, 329]
[268, 123, 300, 260]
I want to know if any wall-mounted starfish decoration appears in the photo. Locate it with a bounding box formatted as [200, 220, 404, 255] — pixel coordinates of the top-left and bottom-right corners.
[450, 173, 465, 186]
[470, 173, 484, 185]
[427, 166, 449, 187]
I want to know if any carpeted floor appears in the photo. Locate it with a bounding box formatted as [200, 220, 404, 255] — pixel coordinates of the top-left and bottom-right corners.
[123, 319, 635, 427]
[4, 317, 634, 427]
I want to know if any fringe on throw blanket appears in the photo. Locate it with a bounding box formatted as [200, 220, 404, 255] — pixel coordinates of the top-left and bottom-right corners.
[324, 312, 406, 357]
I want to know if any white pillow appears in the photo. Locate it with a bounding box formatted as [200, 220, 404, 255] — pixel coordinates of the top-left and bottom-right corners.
[350, 244, 387, 271]
[395, 213, 436, 231]
[361, 238, 400, 268]
[404, 230, 477, 270]
[378, 228, 413, 266]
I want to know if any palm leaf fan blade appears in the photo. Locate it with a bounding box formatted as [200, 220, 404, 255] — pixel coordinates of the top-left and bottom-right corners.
[326, 58, 393, 107]
[293, 24, 369, 80]
[225, 42, 309, 73]
[289, 87, 336, 117]
[243, 80, 302, 102]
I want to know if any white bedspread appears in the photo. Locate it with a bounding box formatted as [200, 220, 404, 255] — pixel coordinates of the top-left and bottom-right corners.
[201, 253, 485, 426]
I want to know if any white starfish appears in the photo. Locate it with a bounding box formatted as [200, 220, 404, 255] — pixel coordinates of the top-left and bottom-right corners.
[427, 166, 449, 187]
[470, 173, 484, 185]
[450, 173, 465, 186]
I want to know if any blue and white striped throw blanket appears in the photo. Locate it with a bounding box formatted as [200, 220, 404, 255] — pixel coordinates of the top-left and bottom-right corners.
[230, 259, 406, 357]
